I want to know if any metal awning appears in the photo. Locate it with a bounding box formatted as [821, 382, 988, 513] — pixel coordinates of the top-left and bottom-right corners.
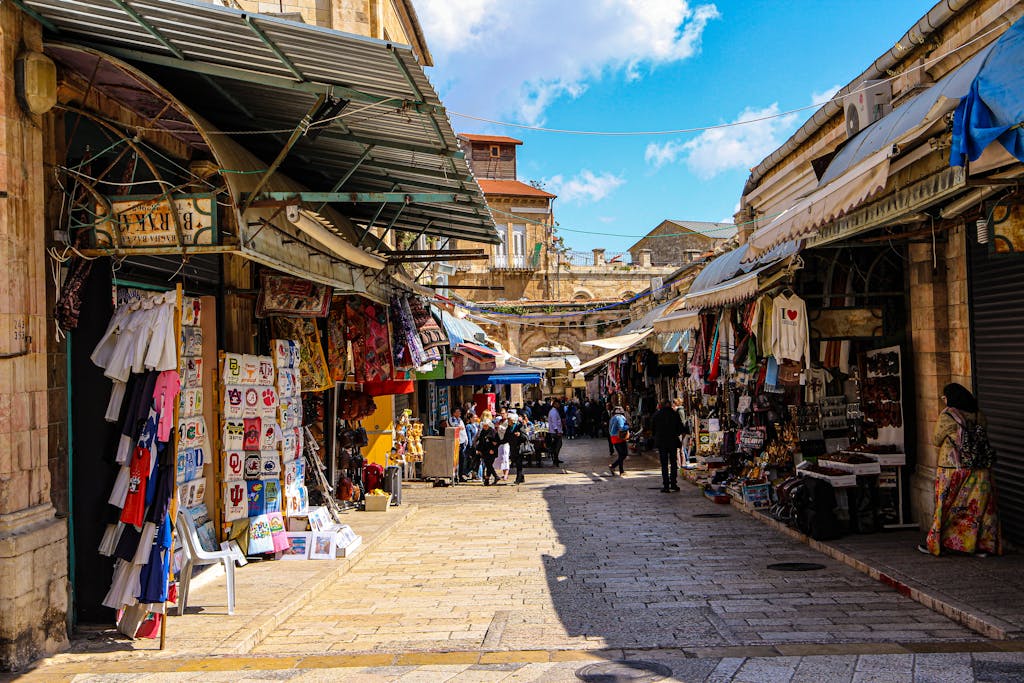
[576, 329, 654, 375]
[19, 0, 499, 245]
[653, 308, 700, 333]
[747, 41, 998, 255]
[456, 342, 499, 360]
[435, 363, 543, 387]
[684, 240, 799, 309]
[434, 308, 493, 349]
[620, 298, 676, 334]
[581, 330, 653, 350]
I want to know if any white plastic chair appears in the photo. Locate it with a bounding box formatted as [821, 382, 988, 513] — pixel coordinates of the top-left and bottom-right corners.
[175, 510, 244, 615]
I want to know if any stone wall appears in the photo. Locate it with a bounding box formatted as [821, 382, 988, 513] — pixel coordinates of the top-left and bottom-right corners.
[907, 223, 972, 528]
[0, 5, 69, 671]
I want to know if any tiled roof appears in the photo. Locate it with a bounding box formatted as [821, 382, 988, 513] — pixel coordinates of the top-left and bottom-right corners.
[478, 179, 556, 198]
[459, 134, 524, 145]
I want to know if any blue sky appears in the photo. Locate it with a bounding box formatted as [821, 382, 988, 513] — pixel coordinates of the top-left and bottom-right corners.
[415, 0, 937, 254]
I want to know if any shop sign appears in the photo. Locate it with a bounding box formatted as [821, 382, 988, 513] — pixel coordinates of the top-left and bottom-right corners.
[810, 308, 882, 339]
[94, 193, 217, 248]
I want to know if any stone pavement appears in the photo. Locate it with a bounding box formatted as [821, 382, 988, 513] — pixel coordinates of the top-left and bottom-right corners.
[18, 437, 1024, 682]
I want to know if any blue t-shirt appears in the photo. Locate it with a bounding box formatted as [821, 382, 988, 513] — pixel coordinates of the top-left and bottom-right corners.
[609, 414, 629, 436]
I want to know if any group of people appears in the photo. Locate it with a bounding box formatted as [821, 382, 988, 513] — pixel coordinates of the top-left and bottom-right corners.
[448, 405, 533, 485]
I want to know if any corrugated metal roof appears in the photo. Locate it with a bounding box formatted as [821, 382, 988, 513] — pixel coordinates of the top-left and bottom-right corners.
[687, 240, 800, 297]
[22, 0, 499, 245]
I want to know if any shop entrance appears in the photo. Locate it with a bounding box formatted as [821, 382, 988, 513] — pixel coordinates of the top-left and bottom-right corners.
[969, 237, 1024, 545]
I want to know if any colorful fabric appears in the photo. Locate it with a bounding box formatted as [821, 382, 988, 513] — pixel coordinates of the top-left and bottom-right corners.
[343, 296, 394, 384]
[270, 319, 333, 392]
[926, 467, 1002, 556]
[407, 297, 447, 353]
[390, 295, 427, 370]
[326, 299, 348, 381]
[255, 273, 331, 317]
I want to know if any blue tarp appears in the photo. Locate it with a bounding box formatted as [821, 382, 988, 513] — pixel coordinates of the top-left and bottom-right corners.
[951, 16, 1024, 167]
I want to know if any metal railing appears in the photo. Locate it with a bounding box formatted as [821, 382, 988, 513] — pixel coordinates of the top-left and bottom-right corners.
[558, 250, 631, 267]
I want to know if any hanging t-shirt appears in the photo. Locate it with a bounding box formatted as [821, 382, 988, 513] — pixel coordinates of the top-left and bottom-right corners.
[770, 293, 811, 368]
[120, 409, 159, 526]
[152, 370, 181, 444]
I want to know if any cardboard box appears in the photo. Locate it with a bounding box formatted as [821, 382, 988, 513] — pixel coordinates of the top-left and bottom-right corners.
[364, 494, 391, 511]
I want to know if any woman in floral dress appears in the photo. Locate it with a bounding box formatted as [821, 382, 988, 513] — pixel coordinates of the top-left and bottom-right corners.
[920, 383, 1002, 556]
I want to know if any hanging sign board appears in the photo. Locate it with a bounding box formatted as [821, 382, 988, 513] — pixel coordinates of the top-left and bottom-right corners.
[94, 193, 217, 248]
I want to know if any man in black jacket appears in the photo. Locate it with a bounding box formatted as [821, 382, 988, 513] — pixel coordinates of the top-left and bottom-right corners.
[651, 399, 686, 492]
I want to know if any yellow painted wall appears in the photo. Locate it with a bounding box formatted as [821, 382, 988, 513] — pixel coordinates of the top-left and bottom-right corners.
[362, 393, 394, 467]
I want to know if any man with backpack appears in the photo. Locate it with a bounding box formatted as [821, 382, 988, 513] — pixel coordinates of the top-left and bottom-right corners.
[608, 406, 630, 476]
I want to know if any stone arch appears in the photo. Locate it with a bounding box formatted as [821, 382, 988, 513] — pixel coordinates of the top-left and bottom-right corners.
[573, 289, 594, 301]
[621, 291, 636, 300]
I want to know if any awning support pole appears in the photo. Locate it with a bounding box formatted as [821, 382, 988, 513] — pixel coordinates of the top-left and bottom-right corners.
[108, 0, 185, 58]
[317, 145, 375, 212]
[356, 183, 399, 247]
[368, 203, 407, 251]
[239, 94, 326, 214]
[10, 1, 59, 33]
[249, 191, 458, 204]
[243, 16, 305, 80]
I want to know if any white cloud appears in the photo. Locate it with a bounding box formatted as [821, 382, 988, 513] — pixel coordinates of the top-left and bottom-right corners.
[811, 84, 841, 106]
[680, 103, 799, 179]
[597, 216, 617, 224]
[545, 170, 625, 204]
[418, 0, 720, 125]
[644, 86, 842, 179]
[644, 139, 687, 169]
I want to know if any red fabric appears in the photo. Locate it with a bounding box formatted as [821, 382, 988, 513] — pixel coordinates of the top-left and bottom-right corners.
[362, 380, 414, 397]
[120, 445, 151, 526]
[363, 463, 384, 492]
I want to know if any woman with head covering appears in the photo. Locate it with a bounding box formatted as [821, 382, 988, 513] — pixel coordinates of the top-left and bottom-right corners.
[920, 382, 1002, 556]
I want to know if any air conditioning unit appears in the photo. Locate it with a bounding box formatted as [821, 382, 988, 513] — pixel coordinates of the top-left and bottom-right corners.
[436, 263, 457, 276]
[843, 80, 892, 138]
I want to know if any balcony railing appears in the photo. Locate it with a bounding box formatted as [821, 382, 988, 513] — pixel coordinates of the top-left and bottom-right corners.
[491, 252, 534, 271]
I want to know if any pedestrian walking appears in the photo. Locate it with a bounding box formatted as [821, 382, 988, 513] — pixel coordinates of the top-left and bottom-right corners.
[496, 416, 511, 481]
[652, 399, 685, 492]
[608, 406, 630, 476]
[448, 407, 470, 482]
[476, 420, 501, 486]
[547, 398, 564, 467]
[565, 400, 578, 440]
[919, 383, 1002, 556]
[507, 413, 529, 484]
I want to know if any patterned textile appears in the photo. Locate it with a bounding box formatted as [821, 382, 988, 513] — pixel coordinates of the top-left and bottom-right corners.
[390, 295, 427, 370]
[926, 467, 1002, 555]
[343, 296, 394, 384]
[407, 296, 447, 352]
[326, 299, 348, 382]
[256, 273, 331, 318]
[270, 317, 334, 392]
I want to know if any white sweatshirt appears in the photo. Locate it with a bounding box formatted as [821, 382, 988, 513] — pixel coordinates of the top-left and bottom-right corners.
[771, 293, 811, 368]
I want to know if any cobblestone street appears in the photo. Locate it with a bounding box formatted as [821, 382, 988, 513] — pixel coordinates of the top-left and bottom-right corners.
[24, 438, 1024, 682]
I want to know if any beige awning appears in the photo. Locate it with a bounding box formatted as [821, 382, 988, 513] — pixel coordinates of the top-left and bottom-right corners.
[581, 330, 652, 350]
[748, 148, 890, 255]
[653, 308, 701, 333]
[576, 329, 653, 374]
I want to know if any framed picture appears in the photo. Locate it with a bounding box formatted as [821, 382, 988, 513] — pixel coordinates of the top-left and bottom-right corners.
[281, 532, 310, 560]
[310, 532, 336, 560]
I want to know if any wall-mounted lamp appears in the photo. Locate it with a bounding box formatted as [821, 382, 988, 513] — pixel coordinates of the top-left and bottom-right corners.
[15, 51, 57, 116]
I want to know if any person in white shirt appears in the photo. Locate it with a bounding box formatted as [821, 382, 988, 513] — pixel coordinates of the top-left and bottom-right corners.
[547, 399, 564, 467]
[448, 408, 470, 481]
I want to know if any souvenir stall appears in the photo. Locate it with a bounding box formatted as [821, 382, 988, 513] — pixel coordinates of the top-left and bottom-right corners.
[670, 240, 913, 538]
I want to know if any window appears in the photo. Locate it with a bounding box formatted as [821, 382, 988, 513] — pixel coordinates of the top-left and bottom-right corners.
[489, 145, 500, 158]
[494, 230, 507, 268]
[511, 224, 526, 268]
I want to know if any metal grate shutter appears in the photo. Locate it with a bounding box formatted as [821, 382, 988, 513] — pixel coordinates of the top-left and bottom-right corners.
[969, 239, 1024, 546]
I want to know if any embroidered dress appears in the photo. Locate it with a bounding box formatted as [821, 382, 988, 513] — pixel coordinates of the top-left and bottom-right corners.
[925, 408, 1002, 555]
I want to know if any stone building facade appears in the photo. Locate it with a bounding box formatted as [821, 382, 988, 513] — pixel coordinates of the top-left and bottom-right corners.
[0, 4, 70, 670]
[445, 135, 679, 363]
[735, 0, 1021, 531]
[627, 220, 730, 267]
[222, 0, 432, 64]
